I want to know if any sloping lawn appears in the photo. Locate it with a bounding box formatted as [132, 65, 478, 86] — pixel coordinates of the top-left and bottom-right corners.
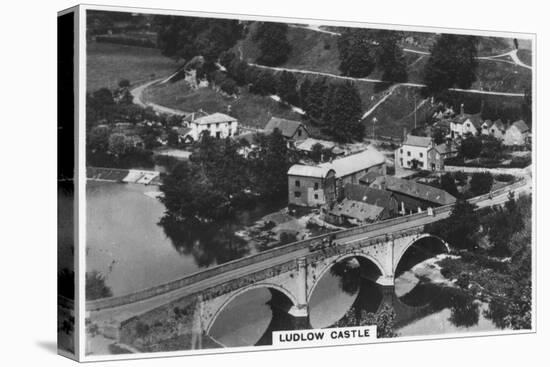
[87, 42, 182, 92]
[143, 80, 303, 129]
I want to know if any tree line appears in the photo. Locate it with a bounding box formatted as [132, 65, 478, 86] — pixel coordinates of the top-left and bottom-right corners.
[159, 129, 296, 225]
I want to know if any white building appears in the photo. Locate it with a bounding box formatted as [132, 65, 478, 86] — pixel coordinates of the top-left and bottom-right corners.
[394, 135, 434, 170]
[504, 120, 530, 146]
[182, 112, 239, 141]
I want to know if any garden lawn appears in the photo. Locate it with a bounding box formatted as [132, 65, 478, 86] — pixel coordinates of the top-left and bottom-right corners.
[87, 41, 183, 92]
[143, 80, 304, 129]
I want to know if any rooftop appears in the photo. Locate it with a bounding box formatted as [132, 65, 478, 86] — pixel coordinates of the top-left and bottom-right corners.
[329, 198, 384, 222]
[319, 146, 385, 178]
[373, 176, 456, 206]
[193, 112, 237, 125]
[511, 120, 529, 133]
[343, 184, 395, 210]
[454, 113, 483, 128]
[288, 164, 333, 178]
[264, 117, 305, 138]
[402, 134, 433, 148]
[295, 138, 336, 152]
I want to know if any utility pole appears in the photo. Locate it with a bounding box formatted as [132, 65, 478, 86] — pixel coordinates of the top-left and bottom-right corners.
[372, 117, 377, 139]
[414, 95, 417, 129]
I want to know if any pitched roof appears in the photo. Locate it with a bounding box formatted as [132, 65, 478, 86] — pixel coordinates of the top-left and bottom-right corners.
[343, 184, 395, 210]
[287, 164, 333, 178]
[295, 138, 336, 152]
[482, 120, 493, 128]
[434, 141, 458, 155]
[193, 112, 237, 125]
[402, 134, 433, 148]
[492, 119, 505, 130]
[318, 146, 386, 178]
[182, 110, 209, 122]
[373, 176, 456, 206]
[359, 170, 384, 185]
[329, 199, 384, 222]
[264, 117, 305, 138]
[511, 120, 529, 133]
[454, 113, 483, 128]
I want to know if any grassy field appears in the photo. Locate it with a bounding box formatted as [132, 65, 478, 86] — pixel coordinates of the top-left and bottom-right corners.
[366, 86, 432, 138]
[517, 49, 532, 66]
[87, 42, 183, 92]
[143, 79, 303, 129]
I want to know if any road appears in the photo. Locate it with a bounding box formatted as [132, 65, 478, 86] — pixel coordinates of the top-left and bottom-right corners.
[130, 79, 190, 116]
[89, 180, 530, 325]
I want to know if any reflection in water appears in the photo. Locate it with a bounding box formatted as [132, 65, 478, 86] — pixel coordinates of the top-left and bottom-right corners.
[160, 215, 250, 268]
[208, 288, 295, 347]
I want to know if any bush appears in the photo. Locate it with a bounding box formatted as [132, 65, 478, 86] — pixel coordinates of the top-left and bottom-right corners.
[495, 173, 515, 182]
[469, 172, 494, 196]
[452, 171, 468, 186]
[509, 155, 531, 168]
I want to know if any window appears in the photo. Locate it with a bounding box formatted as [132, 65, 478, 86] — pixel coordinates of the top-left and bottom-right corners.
[294, 191, 301, 198]
[295, 180, 300, 187]
[314, 182, 319, 190]
[407, 151, 411, 156]
[400, 149, 403, 154]
[400, 158, 403, 166]
[314, 194, 319, 200]
[419, 152, 423, 158]
[297, 129, 302, 137]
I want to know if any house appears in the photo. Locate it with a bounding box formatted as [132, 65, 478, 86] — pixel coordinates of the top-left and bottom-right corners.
[450, 112, 482, 138]
[319, 146, 386, 187]
[295, 138, 336, 153]
[287, 165, 336, 207]
[433, 140, 459, 161]
[370, 176, 456, 215]
[326, 199, 385, 226]
[342, 183, 399, 219]
[264, 117, 310, 144]
[488, 119, 506, 140]
[181, 112, 239, 142]
[504, 120, 530, 146]
[481, 120, 493, 135]
[395, 135, 437, 170]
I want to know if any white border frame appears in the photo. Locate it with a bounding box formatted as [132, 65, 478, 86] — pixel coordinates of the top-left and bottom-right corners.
[69, 3, 537, 362]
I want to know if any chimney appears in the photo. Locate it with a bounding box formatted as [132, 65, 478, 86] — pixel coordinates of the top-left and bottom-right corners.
[460, 103, 465, 115]
[403, 127, 408, 141]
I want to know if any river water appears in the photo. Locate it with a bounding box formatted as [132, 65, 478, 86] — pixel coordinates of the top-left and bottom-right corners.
[86, 182, 508, 347]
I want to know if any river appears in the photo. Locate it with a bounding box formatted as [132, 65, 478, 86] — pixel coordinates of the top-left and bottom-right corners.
[86, 181, 508, 347]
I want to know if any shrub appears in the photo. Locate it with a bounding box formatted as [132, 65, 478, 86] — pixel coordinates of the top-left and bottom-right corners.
[469, 172, 494, 196]
[495, 173, 515, 182]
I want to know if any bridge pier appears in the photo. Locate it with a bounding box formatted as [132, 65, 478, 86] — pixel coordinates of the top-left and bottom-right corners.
[379, 285, 395, 310]
[288, 305, 310, 330]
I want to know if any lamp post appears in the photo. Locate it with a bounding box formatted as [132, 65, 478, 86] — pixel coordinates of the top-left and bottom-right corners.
[372, 117, 377, 139]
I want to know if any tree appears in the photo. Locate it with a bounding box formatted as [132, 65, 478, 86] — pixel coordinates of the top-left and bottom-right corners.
[427, 198, 480, 250]
[460, 135, 482, 159]
[432, 126, 447, 145]
[374, 30, 408, 83]
[277, 71, 299, 105]
[88, 125, 111, 153]
[423, 34, 479, 95]
[480, 135, 503, 160]
[252, 129, 295, 200]
[249, 70, 277, 96]
[469, 172, 493, 196]
[335, 305, 397, 338]
[322, 81, 365, 142]
[155, 17, 243, 64]
[298, 78, 312, 108]
[252, 22, 291, 66]
[108, 133, 133, 157]
[86, 271, 112, 300]
[303, 78, 329, 123]
[440, 172, 459, 197]
[338, 29, 376, 77]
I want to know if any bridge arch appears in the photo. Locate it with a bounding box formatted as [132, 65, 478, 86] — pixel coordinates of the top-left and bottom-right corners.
[393, 233, 450, 278]
[307, 251, 387, 303]
[204, 282, 299, 335]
